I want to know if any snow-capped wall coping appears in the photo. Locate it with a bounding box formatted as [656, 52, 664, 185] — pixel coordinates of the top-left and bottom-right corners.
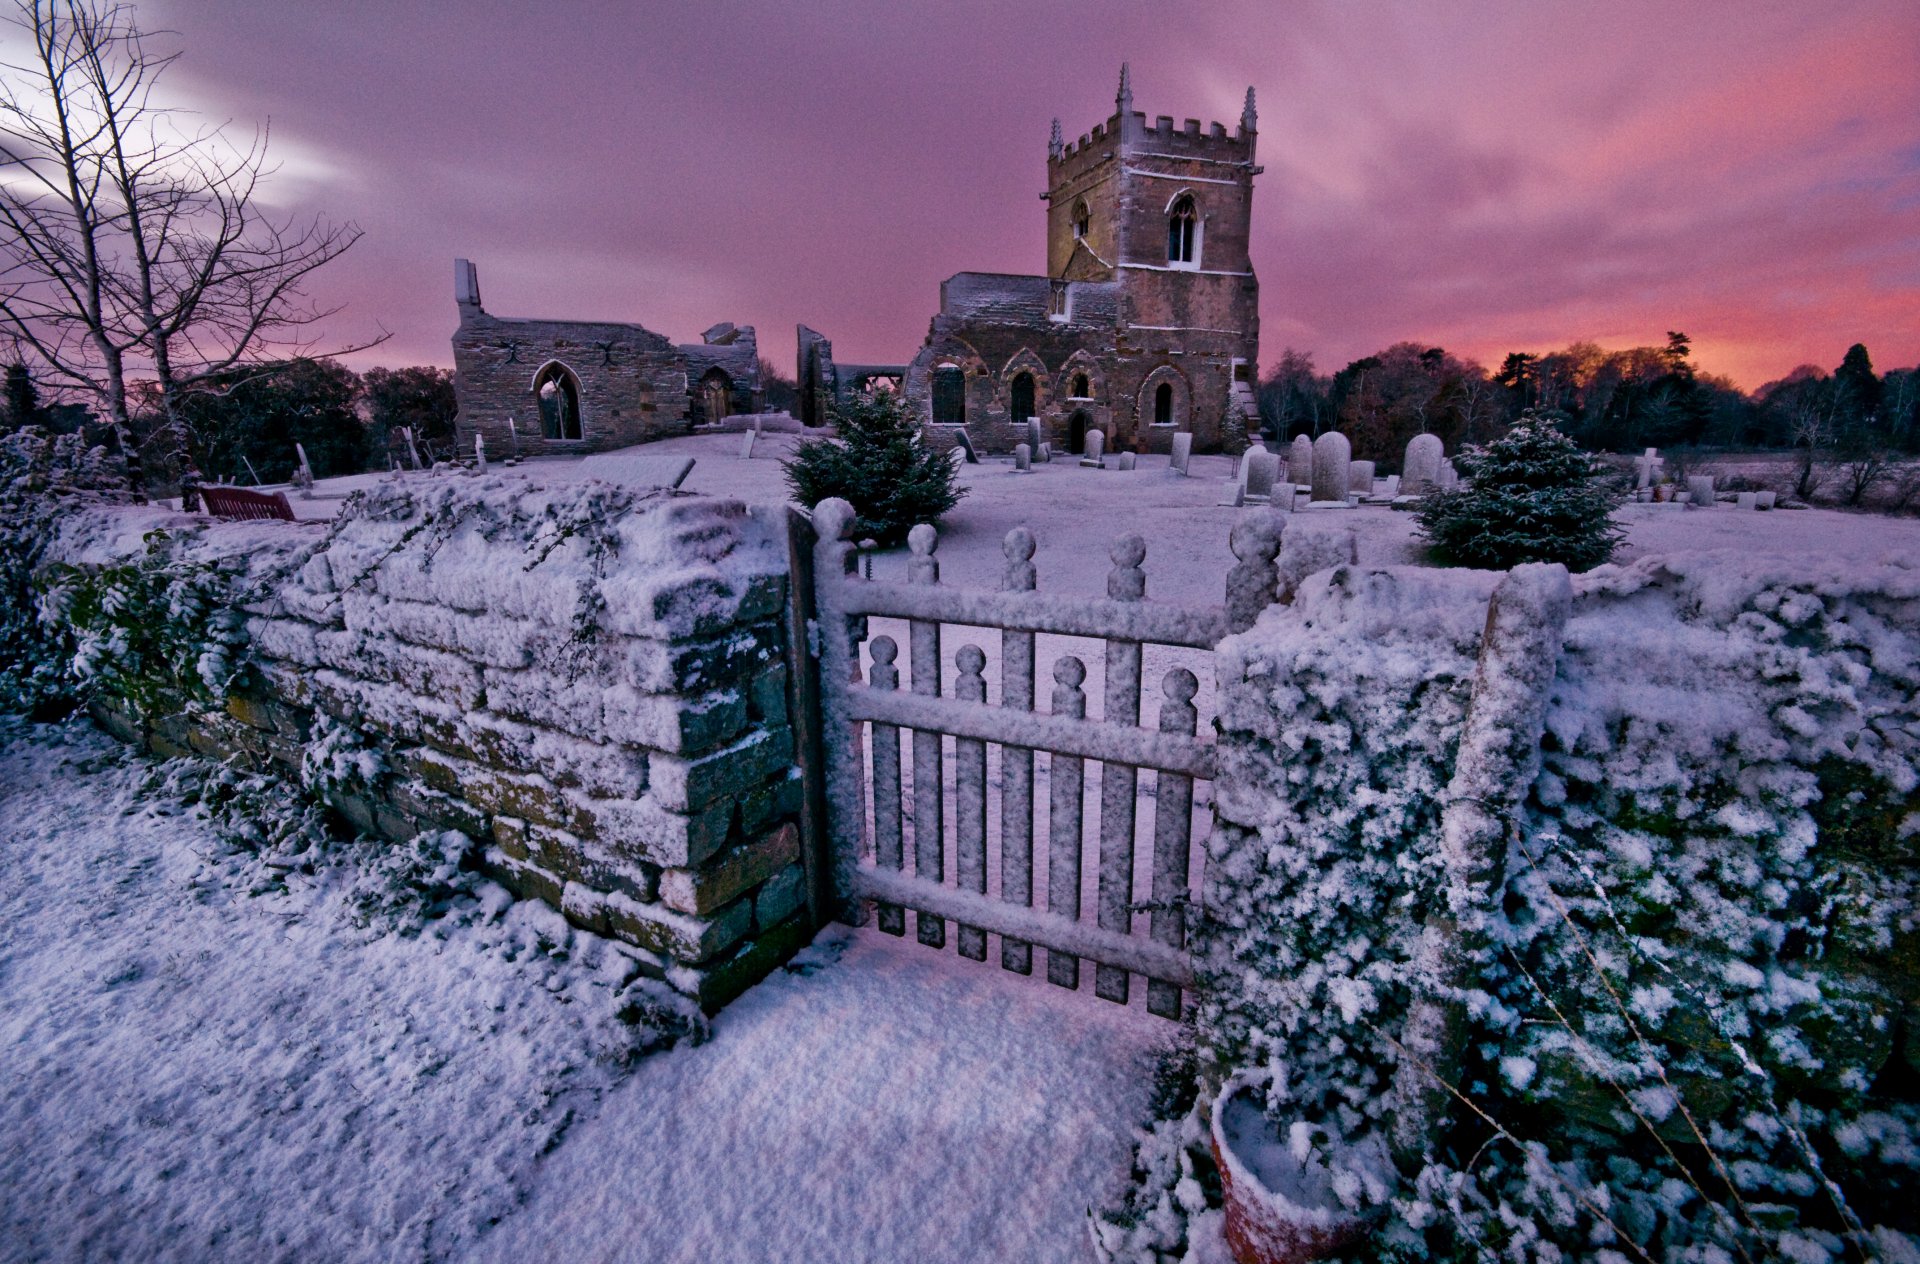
[48, 478, 811, 1012]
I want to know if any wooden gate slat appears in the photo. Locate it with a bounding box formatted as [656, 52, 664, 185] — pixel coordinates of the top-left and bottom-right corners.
[1046, 656, 1087, 990]
[999, 528, 1037, 976]
[854, 865, 1194, 986]
[1148, 668, 1200, 1018]
[844, 688, 1216, 778]
[907, 526, 945, 949]
[1096, 536, 1146, 1004]
[868, 636, 905, 936]
[827, 579, 1228, 648]
[954, 645, 989, 960]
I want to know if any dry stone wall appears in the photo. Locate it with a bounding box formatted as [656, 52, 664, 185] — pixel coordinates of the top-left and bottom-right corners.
[65, 478, 809, 1012]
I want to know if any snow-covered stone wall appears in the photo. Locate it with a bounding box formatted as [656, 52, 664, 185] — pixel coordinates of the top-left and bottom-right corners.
[1200, 553, 1920, 1255]
[55, 478, 807, 1012]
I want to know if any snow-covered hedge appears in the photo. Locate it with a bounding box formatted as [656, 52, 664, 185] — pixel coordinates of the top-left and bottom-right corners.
[21, 474, 812, 1011]
[1110, 553, 1920, 1262]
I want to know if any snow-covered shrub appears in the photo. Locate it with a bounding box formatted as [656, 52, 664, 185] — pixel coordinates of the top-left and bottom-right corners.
[0, 427, 135, 714]
[782, 388, 966, 546]
[1105, 559, 1920, 1262]
[1416, 415, 1625, 572]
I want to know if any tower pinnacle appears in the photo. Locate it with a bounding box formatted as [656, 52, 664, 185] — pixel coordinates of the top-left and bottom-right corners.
[1117, 62, 1132, 115]
[1241, 86, 1257, 136]
[1049, 117, 1063, 161]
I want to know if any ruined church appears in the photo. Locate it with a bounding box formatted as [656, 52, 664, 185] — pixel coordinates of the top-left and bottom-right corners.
[801, 66, 1262, 454]
[448, 259, 762, 458]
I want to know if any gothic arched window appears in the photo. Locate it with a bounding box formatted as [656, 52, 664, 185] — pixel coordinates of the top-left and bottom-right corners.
[1010, 372, 1035, 424]
[534, 363, 583, 440]
[1072, 200, 1090, 240]
[932, 365, 966, 425]
[1072, 373, 1090, 399]
[1167, 194, 1197, 265]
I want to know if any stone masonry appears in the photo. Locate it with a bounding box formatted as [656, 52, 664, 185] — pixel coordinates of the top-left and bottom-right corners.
[73, 480, 809, 1012]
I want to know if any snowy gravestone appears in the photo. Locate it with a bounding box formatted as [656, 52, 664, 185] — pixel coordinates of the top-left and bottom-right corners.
[1038, 442, 1052, 463]
[1737, 491, 1757, 510]
[1081, 429, 1106, 468]
[1349, 460, 1376, 495]
[291, 442, 317, 497]
[1288, 435, 1314, 485]
[1310, 431, 1352, 504]
[1117, 451, 1137, 471]
[1437, 459, 1459, 490]
[1026, 419, 1043, 456]
[1169, 431, 1193, 476]
[1234, 438, 1267, 484]
[955, 427, 981, 464]
[740, 427, 757, 459]
[1757, 491, 1776, 510]
[1013, 443, 1032, 472]
[474, 434, 487, 473]
[1634, 447, 1664, 490]
[1403, 433, 1443, 495]
[1688, 475, 1715, 507]
[1377, 474, 1401, 500]
[1243, 450, 1279, 503]
[402, 426, 423, 470]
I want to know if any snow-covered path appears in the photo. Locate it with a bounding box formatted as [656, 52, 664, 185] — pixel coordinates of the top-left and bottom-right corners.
[478, 927, 1167, 1264]
[0, 722, 1166, 1262]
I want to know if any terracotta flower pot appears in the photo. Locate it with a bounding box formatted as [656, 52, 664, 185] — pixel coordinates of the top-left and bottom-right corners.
[1208, 1072, 1375, 1264]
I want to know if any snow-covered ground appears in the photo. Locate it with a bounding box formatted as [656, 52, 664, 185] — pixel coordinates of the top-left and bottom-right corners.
[0, 721, 1167, 1263]
[266, 433, 1920, 610]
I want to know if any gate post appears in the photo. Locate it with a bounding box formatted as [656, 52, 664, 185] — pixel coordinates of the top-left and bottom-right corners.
[802, 498, 869, 925]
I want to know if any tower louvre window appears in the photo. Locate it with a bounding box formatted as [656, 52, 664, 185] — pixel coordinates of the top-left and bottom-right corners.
[1167, 194, 1197, 265]
[1072, 200, 1090, 239]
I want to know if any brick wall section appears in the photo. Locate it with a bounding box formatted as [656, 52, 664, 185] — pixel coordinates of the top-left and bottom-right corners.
[73, 480, 812, 1013]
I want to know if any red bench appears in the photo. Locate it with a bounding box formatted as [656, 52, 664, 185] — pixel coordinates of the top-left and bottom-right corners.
[201, 485, 297, 522]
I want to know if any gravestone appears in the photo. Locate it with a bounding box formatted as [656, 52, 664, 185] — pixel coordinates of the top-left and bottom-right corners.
[473, 434, 487, 474]
[1349, 460, 1376, 495]
[739, 428, 757, 460]
[1081, 429, 1106, 468]
[1437, 459, 1459, 490]
[1038, 443, 1052, 463]
[1013, 443, 1032, 472]
[1310, 431, 1352, 504]
[1026, 419, 1044, 456]
[1737, 491, 1757, 510]
[1403, 433, 1443, 494]
[1757, 491, 1776, 510]
[1244, 450, 1279, 503]
[293, 442, 316, 491]
[1634, 447, 1664, 490]
[401, 426, 423, 471]
[1117, 452, 1137, 471]
[955, 427, 980, 464]
[1378, 474, 1401, 499]
[1289, 435, 1314, 485]
[1169, 431, 1193, 476]
[1687, 475, 1715, 507]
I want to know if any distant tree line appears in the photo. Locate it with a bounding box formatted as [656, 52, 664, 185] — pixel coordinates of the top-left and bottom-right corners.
[1259, 335, 1920, 474]
[1, 357, 455, 486]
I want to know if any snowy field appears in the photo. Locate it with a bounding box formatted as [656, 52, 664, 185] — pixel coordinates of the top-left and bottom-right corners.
[0, 721, 1166, 1263]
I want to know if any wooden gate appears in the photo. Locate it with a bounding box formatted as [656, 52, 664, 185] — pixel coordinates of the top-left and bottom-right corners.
[796, 497, 1284, 1019]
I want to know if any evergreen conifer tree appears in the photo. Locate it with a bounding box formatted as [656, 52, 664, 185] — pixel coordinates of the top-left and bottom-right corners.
[1414, 412, 1623, 571]
[782, 389, 966, 546]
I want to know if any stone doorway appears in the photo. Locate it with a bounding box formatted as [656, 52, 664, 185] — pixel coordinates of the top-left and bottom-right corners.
[1068, 411, 1089, 455]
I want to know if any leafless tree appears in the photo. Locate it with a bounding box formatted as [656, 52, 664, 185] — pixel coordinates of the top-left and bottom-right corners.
[0, 0, 382, 489]
[1788, 404, 1833, 502]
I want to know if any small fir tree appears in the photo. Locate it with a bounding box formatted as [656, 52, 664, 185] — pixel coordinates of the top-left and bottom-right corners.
[783, 389, 966, 546]
[1415, 412, 1623, 571]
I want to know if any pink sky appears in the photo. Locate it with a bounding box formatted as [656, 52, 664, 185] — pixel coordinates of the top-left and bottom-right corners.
[142, 0, 1920, 391]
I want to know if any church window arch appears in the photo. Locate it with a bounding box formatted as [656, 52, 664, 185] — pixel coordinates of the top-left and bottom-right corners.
[1154, 382, 1174, 426]
[1072, 373, 1090, 399]
[1072, 199, 1090, 239]
[1010, 372, 1036, 424]
[932, 364, 966, 425]
[533, 361, 583, 440]
[1167, 193, 1199, 267]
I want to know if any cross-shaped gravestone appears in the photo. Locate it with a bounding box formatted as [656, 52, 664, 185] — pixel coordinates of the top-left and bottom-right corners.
[1634, 447, 1664, 490]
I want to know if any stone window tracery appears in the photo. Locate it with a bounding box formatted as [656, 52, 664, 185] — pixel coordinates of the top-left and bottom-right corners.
[1167, 194, 1197, 266]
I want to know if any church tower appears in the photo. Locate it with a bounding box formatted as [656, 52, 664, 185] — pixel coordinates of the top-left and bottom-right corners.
[1044, 65, 1262, 443]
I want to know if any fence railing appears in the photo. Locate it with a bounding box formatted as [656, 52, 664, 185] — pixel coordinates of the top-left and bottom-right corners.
[808, 498, 1286, 1019]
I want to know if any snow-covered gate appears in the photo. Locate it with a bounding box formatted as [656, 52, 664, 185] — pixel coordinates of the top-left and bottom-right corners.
[791, 497, 1285, 1019]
